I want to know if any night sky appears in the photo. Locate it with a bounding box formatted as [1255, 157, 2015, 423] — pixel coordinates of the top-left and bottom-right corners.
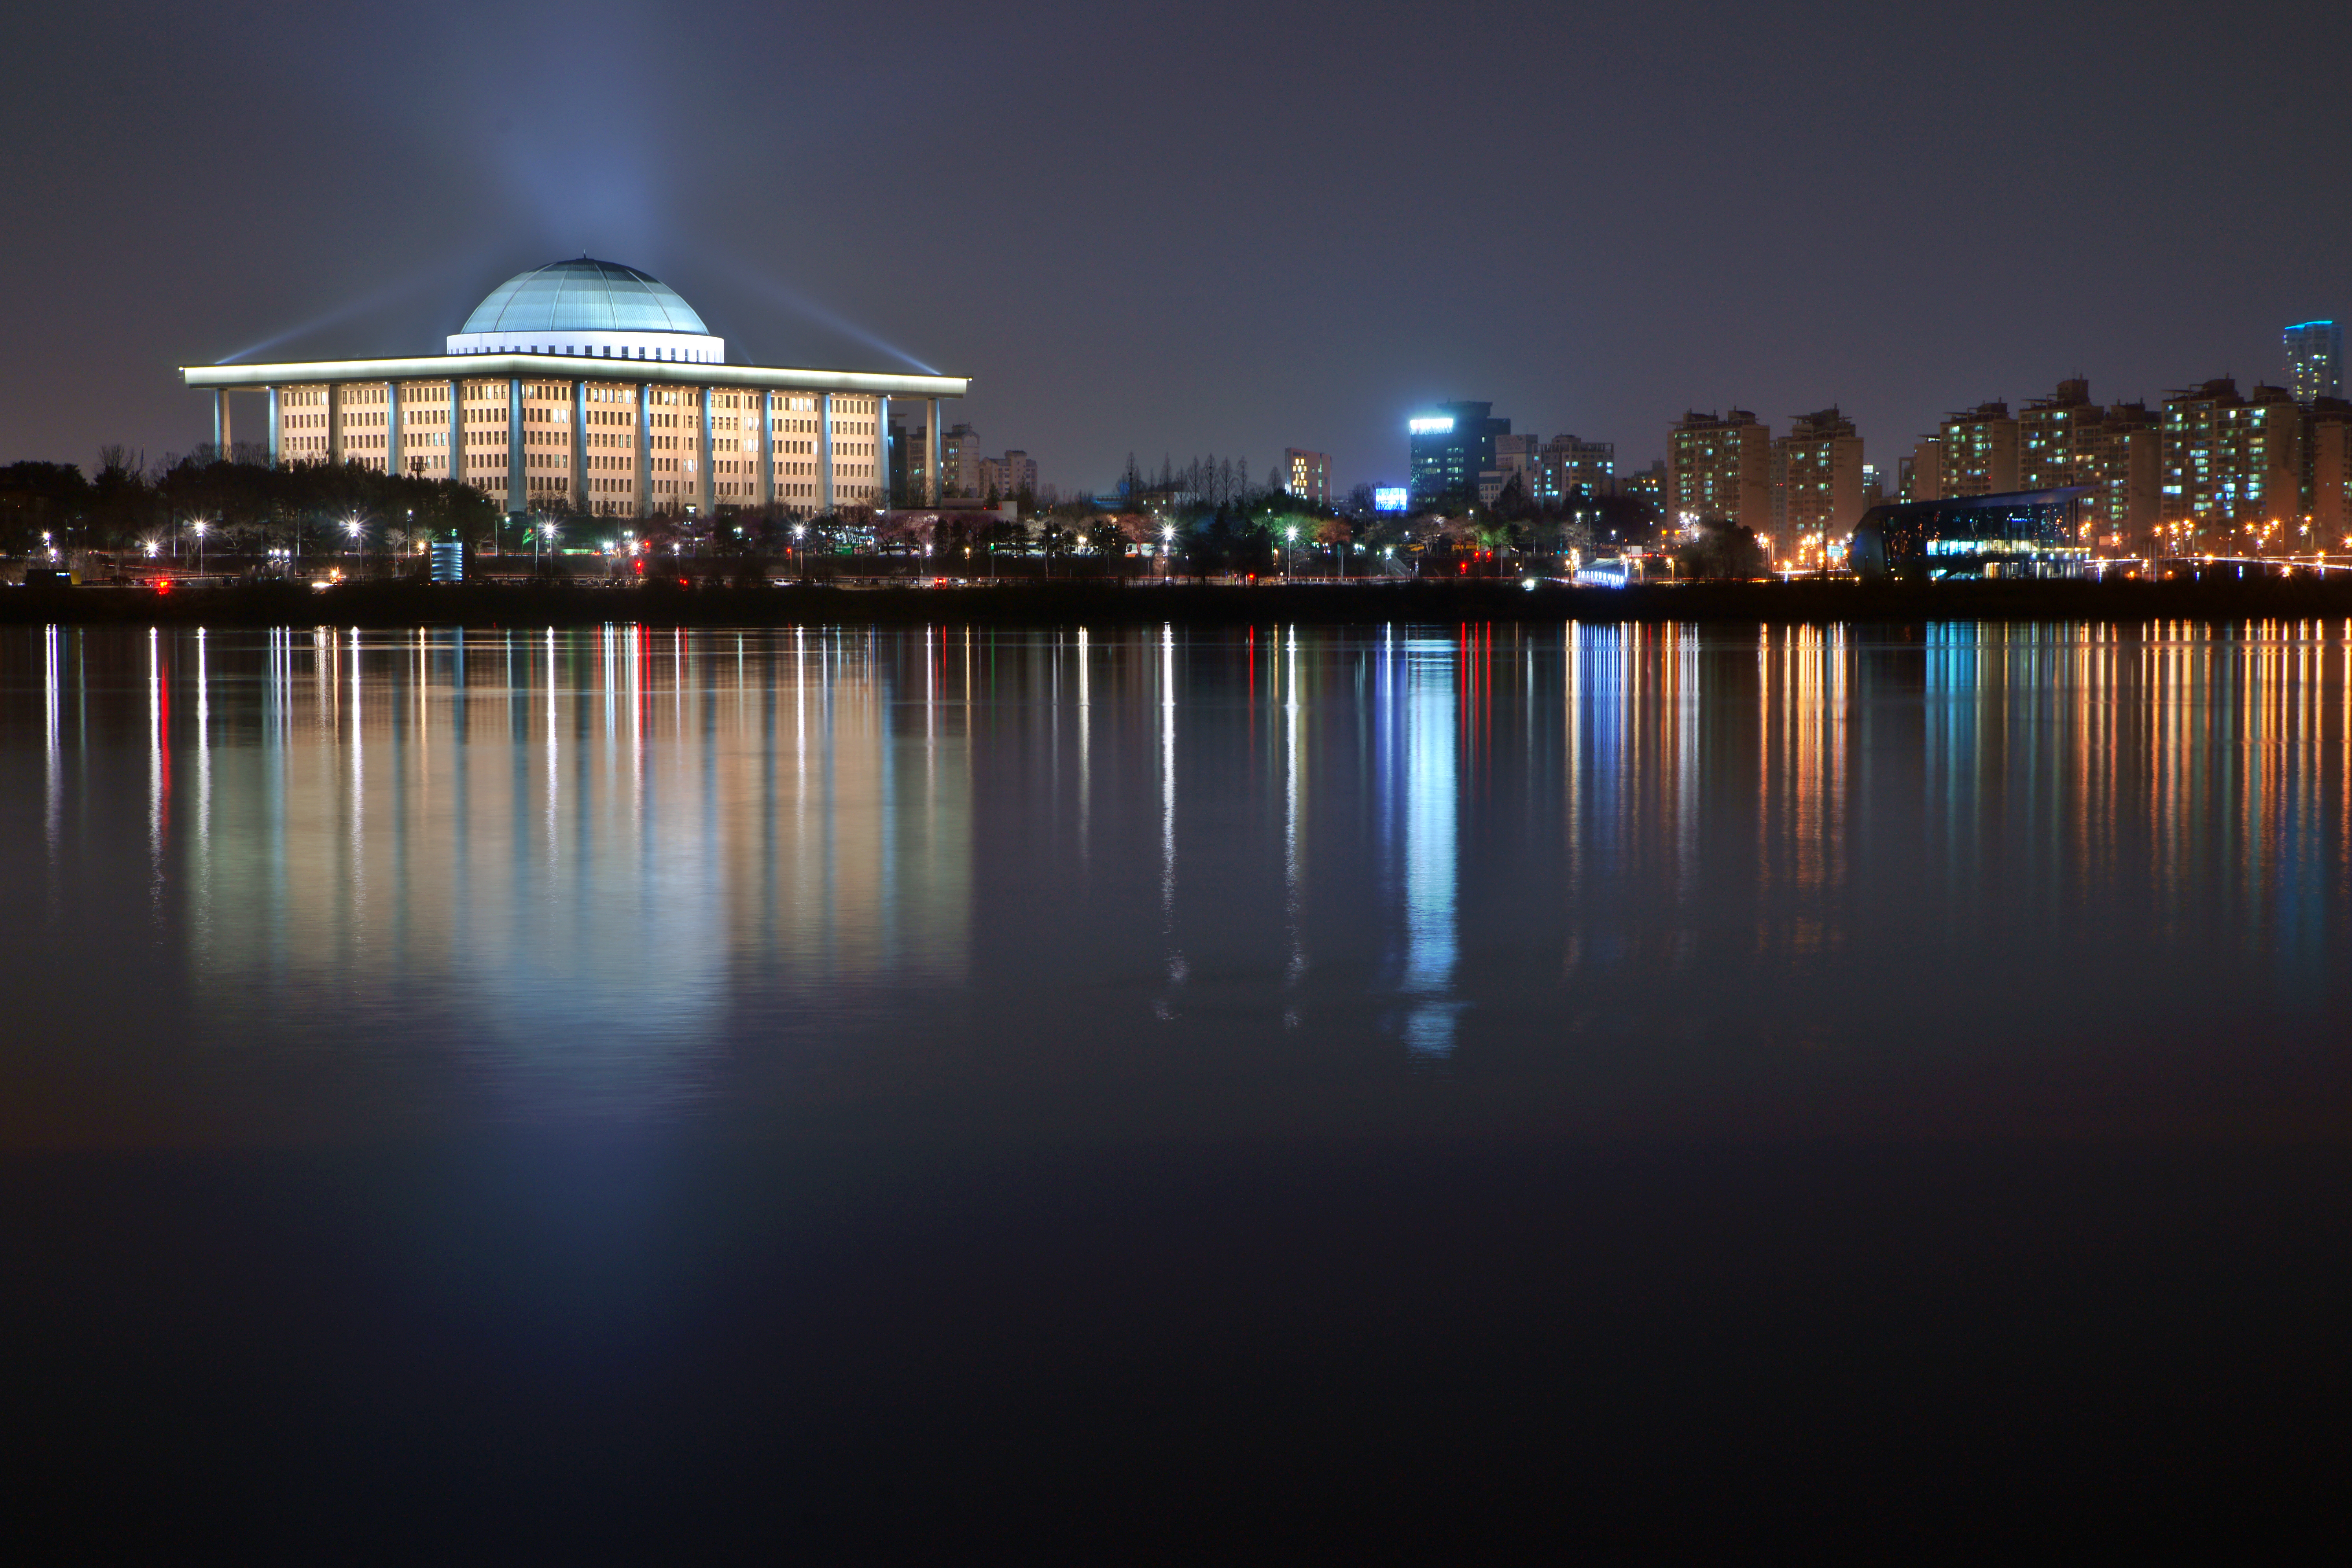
[4, 0, 2346, 496]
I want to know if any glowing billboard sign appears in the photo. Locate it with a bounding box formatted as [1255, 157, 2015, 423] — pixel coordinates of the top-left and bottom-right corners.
[1407, 417, 1455, 434]
[1374, 487, 1410, 513]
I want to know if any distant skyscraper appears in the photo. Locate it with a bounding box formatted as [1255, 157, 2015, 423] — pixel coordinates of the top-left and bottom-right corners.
[2284, 320, 2343, 403]
[1668, 409, 1771, 535]
[1408, 401, 1510, 504]
[1283, 449, 1331, 505]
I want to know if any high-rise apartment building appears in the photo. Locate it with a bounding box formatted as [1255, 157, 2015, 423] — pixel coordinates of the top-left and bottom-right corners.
[940, 423, 983, 496]
[1937, 401, 2020, 498]
[1668, 409, 1771, 535]
[2014, 378, 2157, 550]
[1901, 439, 1940, 502]
[978, 450, 1037, 500]
[1622, 459, 1666, 512]
[2160, 377, 2304, 543]
[2284, 320, 2343, 404]
[2307, 398, 2352, 542]
[2018, 379, 2096, 491]
[1283, 448, 1331, 505]
[2083, 403, 2159, 552]
[1409, 401, 1510, 504]
[1774, 407, 1864, 565]
[1533, 434, 1615, 505]
[1479, 433, 1539, 503]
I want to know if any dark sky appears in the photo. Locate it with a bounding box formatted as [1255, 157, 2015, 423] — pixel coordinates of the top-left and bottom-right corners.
[4, 0, 2345, 496]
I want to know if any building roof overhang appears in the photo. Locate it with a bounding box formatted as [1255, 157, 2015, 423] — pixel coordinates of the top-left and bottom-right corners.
[182, 354, 968, 399]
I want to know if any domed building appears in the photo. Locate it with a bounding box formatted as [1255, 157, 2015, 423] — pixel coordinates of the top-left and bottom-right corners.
[182, 256, 969, 518]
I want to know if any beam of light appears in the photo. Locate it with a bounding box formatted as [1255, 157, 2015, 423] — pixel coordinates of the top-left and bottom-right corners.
[706, 255, 939, 374]
[214, 255, 487, 364]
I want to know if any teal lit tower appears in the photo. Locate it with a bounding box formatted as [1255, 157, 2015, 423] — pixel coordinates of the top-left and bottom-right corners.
[2284, 320, 2342, 404]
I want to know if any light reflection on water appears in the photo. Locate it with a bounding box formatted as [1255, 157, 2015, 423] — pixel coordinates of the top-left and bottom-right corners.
[6, 619, 2352, 1142]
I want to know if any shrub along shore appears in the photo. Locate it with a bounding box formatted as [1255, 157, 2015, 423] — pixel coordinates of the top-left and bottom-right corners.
[9, 574, 2352, 629]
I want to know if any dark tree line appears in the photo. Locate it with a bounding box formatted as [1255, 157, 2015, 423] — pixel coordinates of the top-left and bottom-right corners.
[2, 452, 497, 559]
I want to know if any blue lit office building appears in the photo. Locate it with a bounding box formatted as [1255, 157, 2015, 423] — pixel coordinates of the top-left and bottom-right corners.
[1407, 401, 1510, 504]
[2285, 320, 2343, 404]
[1848, 486, 2096, 579]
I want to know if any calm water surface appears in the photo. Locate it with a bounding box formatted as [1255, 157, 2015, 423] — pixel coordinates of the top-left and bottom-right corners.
[6, 621, 2350, 1549]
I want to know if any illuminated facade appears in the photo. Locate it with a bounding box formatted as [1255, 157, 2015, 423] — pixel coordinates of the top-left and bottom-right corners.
[2017, 379, 2159, 552]
[1532, 434, 1614, 506]
[2284, 320, 2342, 404]
[1409, 401, 1509, 504]
[1668, 408, 1770, 534]
[1773, 408, 1864, 566]
[1284, 448, 1331, 505]
[2159, 377, 2303, 543]
[1936, 401, 2020, 498]
[182, 257, 969, 518]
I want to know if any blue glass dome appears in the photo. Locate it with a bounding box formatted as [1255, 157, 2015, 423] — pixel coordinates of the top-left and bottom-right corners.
[460, 258, 709, 336]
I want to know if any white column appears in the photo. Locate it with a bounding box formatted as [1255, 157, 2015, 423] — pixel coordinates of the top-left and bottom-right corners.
[571, 379, 587, 513]
[506, 377, 525, 516]
[761, 389, 776, 512]
[636, 383, 652, 518]
[697, 386, 715, 513]
[927, 398, 943, 504]
[820, 392, 835, 512]
[448, 378, 464, 493]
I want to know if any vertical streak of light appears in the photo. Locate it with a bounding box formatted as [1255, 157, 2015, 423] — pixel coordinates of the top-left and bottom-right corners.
[349, 630, 364, 943]
[196, 627, 210, 874]
[1077, 627, 1090, 862]
[44, 625, 62, 910]
[631, 623, 645, 834]
[1675, 623, 1697, 906]
[1401, 635, 1459, 1057]
[148, 629, 164, 921]
[1564, 622, 1581, 901]
[546, 627, 559, 867]
[1161, 623, 1177, 922]
[1284, 624, 1304, 1001]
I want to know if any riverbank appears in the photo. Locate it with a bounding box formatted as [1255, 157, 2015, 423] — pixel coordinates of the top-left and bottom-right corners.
[10, 574, 2352, 627]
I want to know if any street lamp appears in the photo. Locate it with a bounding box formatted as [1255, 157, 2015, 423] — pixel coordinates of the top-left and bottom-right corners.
[1162, 524, 1175, 581]
[792, 522, 805, 580]
[1284, 524, 1298, 581]
[191, 519, 208, 574]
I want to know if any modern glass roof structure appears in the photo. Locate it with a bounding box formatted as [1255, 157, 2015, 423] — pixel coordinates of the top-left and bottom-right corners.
[1848, 486, 2098, 580]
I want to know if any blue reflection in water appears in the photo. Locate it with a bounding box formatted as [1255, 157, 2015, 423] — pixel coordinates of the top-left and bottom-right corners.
[1380, 632, 1460, 1056]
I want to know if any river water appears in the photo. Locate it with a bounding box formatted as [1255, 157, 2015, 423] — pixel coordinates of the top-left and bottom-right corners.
[5, 621, 2349, 1550]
